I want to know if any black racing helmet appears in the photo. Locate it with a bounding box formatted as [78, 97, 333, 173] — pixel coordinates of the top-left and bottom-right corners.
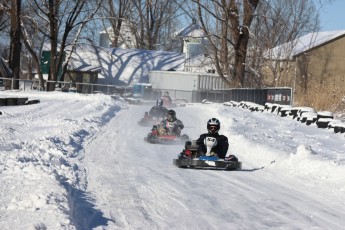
[156, 99, 163, 107]
[167, 109, 176, 122]
[207, 118, 220, 134]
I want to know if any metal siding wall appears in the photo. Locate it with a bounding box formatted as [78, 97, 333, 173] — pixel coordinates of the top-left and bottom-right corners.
[149, 71, 232, 102]
[199, 88, 292, 105]
[149, 71, 196, 91]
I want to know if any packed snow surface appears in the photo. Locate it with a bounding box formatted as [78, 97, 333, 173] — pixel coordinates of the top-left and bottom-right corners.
[1, 91, 345, 230]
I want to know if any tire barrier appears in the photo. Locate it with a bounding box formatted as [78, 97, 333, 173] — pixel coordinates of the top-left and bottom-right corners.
[0, 96, 39, 106]
[224, 100, 345, 135]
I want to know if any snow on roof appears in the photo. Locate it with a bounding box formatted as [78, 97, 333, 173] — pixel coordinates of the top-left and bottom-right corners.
[317, 111, 334, 117]
[68, 45, 102, 73]
[174, 23, 206, 38]
[268, 30, 345, 60]
[68, 64, 102, 73]
[68, 46, 185, 86]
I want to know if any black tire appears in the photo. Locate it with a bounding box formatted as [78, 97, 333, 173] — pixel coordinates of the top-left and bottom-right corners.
[6, 97, 17, 106]
[334, 127, 341, 133]
[0, 97, 6, 106]
[17, 97, 28, 105]
[25, 99, 40, 105]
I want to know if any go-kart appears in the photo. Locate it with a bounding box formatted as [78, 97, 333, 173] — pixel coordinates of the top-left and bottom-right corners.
[144, 125, 189, 144]
[173, 138, 242, 170]
[138, 112, 165, 127]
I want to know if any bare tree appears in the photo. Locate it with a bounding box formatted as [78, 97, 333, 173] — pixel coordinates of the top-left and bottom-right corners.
[0, 1, 11, 58]
[0, 0, 10, 32]
[129, 0, 185, 50]
[192, 0, 260, 88]
[188, 0, 335, 89]
[24, 0, 103, 91]
[21, 2, 48, 90]
[98, 0, 133, 48]
[9, 0, 21, 89]
[256, 0, 320, 88]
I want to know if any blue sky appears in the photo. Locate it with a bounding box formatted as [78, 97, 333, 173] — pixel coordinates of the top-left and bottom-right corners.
[318, 0, 345, 31]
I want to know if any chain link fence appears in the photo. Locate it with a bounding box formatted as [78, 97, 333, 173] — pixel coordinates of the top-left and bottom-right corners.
[154, 88, 292, 105]
[0, 77, 131, 95]
[0, 77, 292, 106]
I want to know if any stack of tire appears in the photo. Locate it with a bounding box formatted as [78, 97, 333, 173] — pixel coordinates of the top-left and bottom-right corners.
[0, 96, 6, 106]
[0, 96, 38, 107]
[6, 96, 18, 106]
[316, 111, 334, 128]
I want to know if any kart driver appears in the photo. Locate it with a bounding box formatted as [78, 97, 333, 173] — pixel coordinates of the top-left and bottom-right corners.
[157, 109, 184, 136]
[196, 118, 237, 161]
[149, 99, 168, 118]
[161, 91, 172, 107]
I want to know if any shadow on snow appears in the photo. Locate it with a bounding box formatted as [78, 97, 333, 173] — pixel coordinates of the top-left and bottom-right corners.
[61, 179, 114, 230]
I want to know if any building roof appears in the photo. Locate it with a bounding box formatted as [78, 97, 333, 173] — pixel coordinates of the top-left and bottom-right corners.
[174, 22, 206, 39]
[67, 45, 185, 85]
[67, 64, 102, 73]
[268, 30, 345, 60]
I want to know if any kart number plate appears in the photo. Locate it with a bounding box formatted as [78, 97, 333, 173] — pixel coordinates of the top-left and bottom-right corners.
[205, 161, 216, 166]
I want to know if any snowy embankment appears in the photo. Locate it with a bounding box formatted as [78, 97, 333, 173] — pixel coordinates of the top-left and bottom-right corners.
[0, 92, 125, 229]
[219, 104, 345, 194]
[1, 91, 345, 229]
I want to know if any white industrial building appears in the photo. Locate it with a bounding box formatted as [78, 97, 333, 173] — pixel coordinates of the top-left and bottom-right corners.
[149, 70, 226, 103]
[97, 19, 222, 100]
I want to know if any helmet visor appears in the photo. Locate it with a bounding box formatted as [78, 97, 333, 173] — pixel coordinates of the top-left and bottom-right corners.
[167, 114, 174, 121]
[208, 125, 219, 134]
[209, 125, 218, 131]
